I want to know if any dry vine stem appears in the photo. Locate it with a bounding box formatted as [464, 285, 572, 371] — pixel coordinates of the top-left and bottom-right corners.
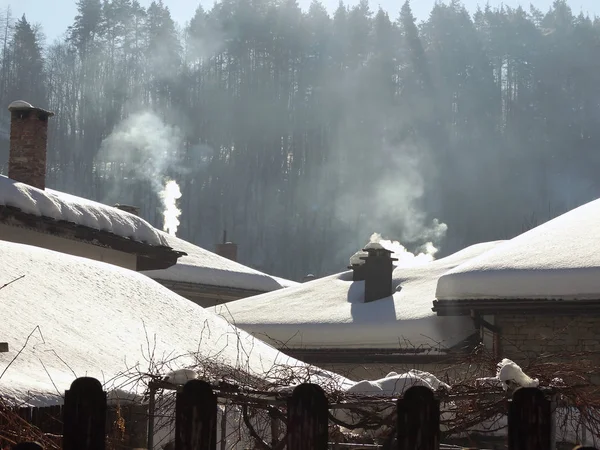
[1, 323, 600, 448]
[121, 341, 600, 448]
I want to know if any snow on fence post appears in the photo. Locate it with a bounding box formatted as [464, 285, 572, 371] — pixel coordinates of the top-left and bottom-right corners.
[175, 379, 217, 450]
[508, 387, 555, 450]
[396, 385, 440, 450]
[63, 377, 107, 450]
[287, 383, 329, 450]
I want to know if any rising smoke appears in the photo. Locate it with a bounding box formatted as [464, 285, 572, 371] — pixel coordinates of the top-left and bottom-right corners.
[96, 111, 183, 235]
[368, 231, 443, 266]
[160, 180, 182, 236]
[349, 228, 447, 269]
[313, 57, 451, 274]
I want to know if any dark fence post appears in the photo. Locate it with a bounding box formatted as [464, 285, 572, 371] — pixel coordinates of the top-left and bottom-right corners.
[396, 386, 440, 450]
[287, 383, 329, 450]
[175, 379, 217, 450]
[63, 377, 107, 450]
[12, 443, 44, 450]
[508, 387, 554, 450]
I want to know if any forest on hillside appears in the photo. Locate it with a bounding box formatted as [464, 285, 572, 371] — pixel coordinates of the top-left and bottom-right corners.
[0, 0, 597, 279]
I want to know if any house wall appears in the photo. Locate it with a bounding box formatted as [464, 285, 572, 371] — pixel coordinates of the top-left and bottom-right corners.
[311, 361, 468, 382]
[0, 224, 137, 270]
[278, 349, 475, 382]
[496, 314, 600, 366]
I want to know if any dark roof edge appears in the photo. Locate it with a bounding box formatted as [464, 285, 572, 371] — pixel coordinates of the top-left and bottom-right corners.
[432, 298, 600, 316]
[278, 333, 479, 365]
[0, 205, 186, 266]
[151, 278, 269, 296]
[282, 347, 472, 365]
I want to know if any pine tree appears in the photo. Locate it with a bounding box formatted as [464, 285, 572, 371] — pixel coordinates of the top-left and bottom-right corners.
[9, 15, 45, 105]
[68, 0, 103, 57]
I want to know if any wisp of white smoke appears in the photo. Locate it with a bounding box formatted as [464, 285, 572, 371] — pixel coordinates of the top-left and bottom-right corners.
[349, 221, 447, 268]
[369, 232, 436, 267]
[99, 112, 182, 180]
[97, 111, 186, 231]
[97, 111, 181, 186]
[160, 180, 182, 236]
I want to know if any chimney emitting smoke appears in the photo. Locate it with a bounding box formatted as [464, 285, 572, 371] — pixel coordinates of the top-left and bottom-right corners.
[351, 242, 397, 302]
[8, 100, 54, 190]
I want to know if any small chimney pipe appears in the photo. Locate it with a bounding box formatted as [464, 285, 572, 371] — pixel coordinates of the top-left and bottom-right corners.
[348, 263, 366, 281]
[215, 230, 238, 262]
[8, 100, 54, 190]
[114, 204, 140, 216]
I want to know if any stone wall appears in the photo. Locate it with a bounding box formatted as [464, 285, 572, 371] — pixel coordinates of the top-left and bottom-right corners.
[496, 314, 600, 365]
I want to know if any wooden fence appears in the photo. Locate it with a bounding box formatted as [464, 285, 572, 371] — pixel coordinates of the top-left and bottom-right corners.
[4, 376, 600, 450]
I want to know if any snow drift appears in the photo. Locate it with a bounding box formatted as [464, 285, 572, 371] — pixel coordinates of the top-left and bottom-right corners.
[0, 240, 348, 407]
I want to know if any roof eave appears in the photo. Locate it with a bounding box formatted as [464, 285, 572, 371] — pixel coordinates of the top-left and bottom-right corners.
[432, 298, 600, 316]
[0, 205, 186, 269]
[276, 332, 479, 365]
[151, 278, 269, 297]
[282, 347, 475, 365]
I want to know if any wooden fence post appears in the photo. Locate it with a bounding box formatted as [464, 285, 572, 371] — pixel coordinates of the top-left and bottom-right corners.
[287, 383, 329, 450]
[508, 387, 554, 450]
[175, 379, 217, 450]
[396, 386, 440, 450]
[63, 377, 107, 450]
[12, 443, 44, 450]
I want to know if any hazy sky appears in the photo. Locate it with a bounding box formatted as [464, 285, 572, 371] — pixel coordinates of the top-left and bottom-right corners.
[1, 0, 598, 44]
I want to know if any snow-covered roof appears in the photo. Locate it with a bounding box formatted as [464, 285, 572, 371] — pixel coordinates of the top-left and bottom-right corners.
[436, 198, 600, 301]
[0, 240, 347, 406]
[221, 241, 505, 350]
[0, 175, 168, 246]
[143, 231, 298, 292]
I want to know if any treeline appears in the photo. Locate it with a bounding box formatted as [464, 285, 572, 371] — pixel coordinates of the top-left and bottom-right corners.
[0, 0, 598, 279]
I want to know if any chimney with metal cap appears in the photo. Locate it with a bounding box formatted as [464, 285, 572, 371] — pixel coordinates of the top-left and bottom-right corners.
[358, 242, 397, 302]
[8, 100, 54, 190]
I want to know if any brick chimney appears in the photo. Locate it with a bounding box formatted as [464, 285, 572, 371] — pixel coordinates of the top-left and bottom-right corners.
[352, 243, 397, 302]
[215, 230, 238, 262]
[114, 204, 140, 216]
[8, 100, 54, 190]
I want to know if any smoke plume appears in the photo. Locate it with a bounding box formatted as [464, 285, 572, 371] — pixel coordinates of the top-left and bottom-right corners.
[160, 180, 182, 236]
[350, 227, 447, 268]
[96, 111, 184, 229]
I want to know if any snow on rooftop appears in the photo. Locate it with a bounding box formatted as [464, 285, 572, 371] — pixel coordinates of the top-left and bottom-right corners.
[0, 240, 346, 406]
[143, 231, 298, 292]
[221, 241, 505, 349]
[0, 175, 168, 246]
[436, 198, 600, 300]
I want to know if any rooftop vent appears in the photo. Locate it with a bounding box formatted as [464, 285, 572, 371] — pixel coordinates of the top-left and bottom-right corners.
[215, 230, 238, 262]
[114, 204, 140, 216]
